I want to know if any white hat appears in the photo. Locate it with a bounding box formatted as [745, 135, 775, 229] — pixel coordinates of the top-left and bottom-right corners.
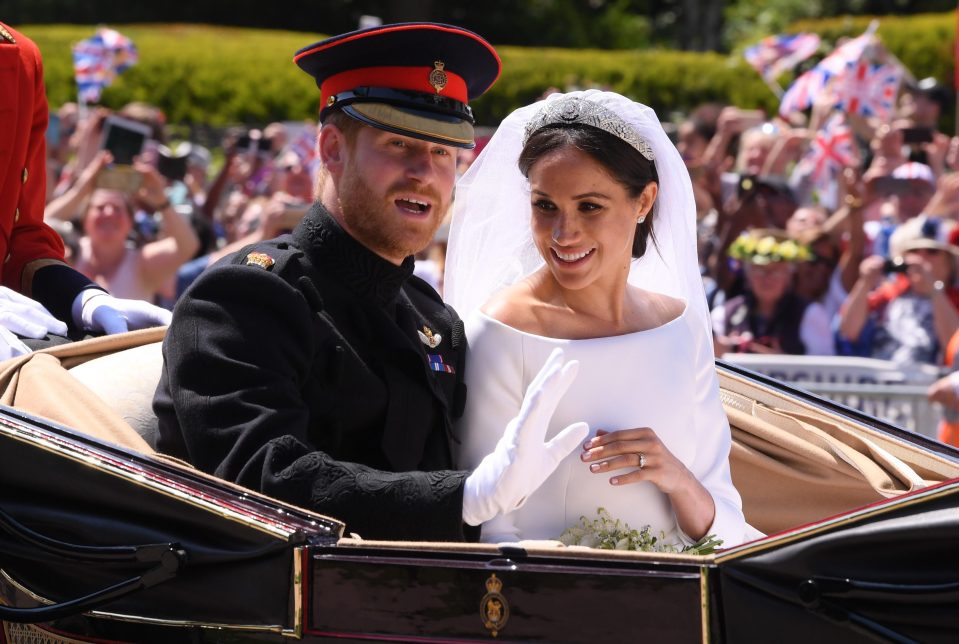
[892, 162, 936, 187]
[889, 215, 957, 258]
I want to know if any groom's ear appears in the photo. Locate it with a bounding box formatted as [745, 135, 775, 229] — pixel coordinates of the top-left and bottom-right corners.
[319, 124, 348, 178]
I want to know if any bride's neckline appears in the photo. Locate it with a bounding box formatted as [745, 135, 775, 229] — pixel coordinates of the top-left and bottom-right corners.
[477, 298, 689, 342]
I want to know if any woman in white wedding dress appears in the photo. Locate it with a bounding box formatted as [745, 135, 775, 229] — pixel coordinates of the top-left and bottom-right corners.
[446, 91, 751, 548]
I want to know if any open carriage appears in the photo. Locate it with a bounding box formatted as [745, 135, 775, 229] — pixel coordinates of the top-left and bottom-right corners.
[0, 329, 957, 643]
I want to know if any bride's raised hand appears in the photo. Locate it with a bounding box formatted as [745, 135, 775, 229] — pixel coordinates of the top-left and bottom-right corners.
[462, 348, 590, 526]
[581, 428, 692, 494]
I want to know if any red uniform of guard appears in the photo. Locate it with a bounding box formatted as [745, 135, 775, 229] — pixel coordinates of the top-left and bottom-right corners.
[0, 22, 102, 326]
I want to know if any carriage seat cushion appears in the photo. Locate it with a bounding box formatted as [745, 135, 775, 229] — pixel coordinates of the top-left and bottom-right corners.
[68, 341, 164, 449]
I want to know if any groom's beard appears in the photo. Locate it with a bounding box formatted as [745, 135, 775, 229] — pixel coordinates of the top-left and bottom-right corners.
[337, 162, 447, 262]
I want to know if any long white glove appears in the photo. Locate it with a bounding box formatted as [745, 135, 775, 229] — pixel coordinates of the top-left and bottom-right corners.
[0, 286, 70, 360]
[72, 289, 172, 335]
[462, 348, 589, 526]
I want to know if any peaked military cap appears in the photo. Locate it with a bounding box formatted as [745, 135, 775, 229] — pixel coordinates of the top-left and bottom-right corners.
[294, 22, 501, 149]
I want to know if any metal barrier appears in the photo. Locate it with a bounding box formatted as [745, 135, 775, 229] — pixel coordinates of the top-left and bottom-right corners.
[722, 354, 945, 438]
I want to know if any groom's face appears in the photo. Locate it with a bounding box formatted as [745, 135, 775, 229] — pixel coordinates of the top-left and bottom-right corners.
[528, 146, 654, 293]
[324, 123, 456, 265]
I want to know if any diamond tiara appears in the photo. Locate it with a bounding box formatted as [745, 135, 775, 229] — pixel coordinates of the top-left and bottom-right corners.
[523, 96, 655, 161]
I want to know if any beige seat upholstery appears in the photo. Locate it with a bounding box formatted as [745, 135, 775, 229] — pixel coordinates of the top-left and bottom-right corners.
[68, 341, 164, 449]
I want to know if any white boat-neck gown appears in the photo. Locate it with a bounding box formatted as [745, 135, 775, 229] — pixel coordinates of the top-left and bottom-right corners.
[458, 306, 747, 548]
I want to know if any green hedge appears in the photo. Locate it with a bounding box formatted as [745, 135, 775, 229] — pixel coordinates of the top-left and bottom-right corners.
[20, 13, 958, 128]
[27, 24, 323, 125]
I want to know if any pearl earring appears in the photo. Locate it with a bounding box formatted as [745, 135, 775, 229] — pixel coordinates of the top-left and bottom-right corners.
[637, 215, 646, 224]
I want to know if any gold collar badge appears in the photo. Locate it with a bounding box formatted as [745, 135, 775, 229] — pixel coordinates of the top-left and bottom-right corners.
[245, 252, 275, 270]
[418, 326, 442, 349]
[429, 60, 448, 94]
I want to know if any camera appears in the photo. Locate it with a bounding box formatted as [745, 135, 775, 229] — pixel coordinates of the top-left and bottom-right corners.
[236, 133, 273, 156]
[883, 257, 909, 274]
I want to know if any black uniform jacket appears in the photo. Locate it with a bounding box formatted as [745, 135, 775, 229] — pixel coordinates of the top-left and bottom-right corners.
[154, 205, 473, 541]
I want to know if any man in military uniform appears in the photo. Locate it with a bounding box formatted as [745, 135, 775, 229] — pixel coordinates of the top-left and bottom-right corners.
[154, 23, 588, 541]
[0, 22, 171, 359]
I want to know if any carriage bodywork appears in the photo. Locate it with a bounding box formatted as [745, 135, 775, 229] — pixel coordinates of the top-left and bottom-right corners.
[0, 333, 957, 644]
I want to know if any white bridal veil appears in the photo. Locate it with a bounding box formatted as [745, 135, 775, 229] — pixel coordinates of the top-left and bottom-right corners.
[445, 89, 711, 339]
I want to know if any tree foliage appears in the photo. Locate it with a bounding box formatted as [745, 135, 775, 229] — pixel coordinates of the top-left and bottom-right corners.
[9, 0, 956, 52]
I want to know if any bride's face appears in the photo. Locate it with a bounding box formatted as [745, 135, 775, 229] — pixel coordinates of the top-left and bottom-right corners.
[528, 145, 655, 292]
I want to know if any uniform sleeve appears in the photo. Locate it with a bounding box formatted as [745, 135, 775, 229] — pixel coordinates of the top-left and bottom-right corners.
[456, 312, 526, 542]
[5, 28, 73, 294]
[3, 25, 96, 325]
[682, 315, 751, 547]
[154, 263, 470, 541]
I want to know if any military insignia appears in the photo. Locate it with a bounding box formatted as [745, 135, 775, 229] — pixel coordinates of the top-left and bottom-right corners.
[245, 252, 275, 270]
[0, 25, 15, 44]
[326, 95, 337, 108]
[480, 573, 509, 637]
[418, 326, 442, 348]
[428, 60, 448, 94]
[427, 353, 454, 374]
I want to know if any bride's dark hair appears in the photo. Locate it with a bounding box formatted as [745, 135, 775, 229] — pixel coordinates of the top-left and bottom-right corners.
[518, 124, 659, 259]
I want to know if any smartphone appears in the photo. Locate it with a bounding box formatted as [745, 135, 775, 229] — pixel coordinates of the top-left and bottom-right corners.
[95, 165, 143, 194]
[901, 127, 934, 145]
[871, 176, 914, 197]
[277, 203, 309, 231]
[883, 257, 909, 274]
[157, 148, 188, 182]
[46, 113, 61, 148]
[99, 115, 151, 165]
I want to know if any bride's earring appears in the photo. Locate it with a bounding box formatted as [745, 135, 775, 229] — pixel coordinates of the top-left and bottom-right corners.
[637, 215, 646, 224]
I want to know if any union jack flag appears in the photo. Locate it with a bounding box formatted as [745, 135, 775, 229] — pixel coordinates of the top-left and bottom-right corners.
[779, 67, 834, 117]
[744, 33, 821, 82]
[72, 28, 138, 104]
[286, 127, 317, 164]
[797, 113, 858, 185]
[835, 60, 901, 121]
[779, 28, 876, 117]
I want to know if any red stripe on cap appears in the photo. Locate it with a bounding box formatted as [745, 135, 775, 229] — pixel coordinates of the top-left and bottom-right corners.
[321, 66, 468, 106]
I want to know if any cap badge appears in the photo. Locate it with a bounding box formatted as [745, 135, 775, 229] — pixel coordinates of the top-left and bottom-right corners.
[418, 326, 442, 348]
[429, 60, 448, 94]
[245, 252, 275, 270]
[326, 95, 337, 108]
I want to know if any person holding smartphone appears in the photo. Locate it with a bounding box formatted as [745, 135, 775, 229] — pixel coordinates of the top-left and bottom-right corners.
[0, 22, 172, 360]
[838, 216, 959, 365]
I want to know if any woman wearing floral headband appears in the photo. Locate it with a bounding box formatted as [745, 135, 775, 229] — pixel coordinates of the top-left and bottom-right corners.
[446, 91, 754, 549]
[712, 229, 833, 357]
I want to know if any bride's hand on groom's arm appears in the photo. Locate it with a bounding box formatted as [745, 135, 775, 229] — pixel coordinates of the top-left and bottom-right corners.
[581, 428, 716, 541]
[462, 348, 590, 527]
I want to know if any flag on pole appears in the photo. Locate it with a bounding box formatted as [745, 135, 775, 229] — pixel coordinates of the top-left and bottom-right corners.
[72, 27, 138, 104]
[744, 33, 821, 82]
[834, 59, 901, 120]
[779, 25, 877, 117]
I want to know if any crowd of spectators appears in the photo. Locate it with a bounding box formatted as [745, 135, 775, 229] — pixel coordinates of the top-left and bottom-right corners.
[40, 78, 959, 377]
